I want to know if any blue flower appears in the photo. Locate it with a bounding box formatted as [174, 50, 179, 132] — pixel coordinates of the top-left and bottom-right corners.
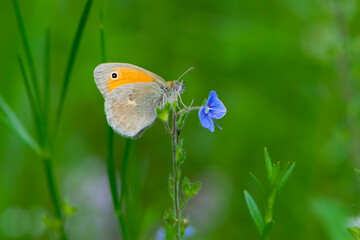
[199, 91, 226, 132]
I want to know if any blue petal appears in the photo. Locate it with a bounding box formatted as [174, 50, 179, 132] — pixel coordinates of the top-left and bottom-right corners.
[209, 98, 226, 119]
[199, 107, 214, 132]
[184, 226, 195, 237]
[206, 91, 219, 107]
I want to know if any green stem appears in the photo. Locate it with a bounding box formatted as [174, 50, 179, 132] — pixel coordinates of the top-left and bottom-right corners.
[119, 139, 132, 208]
[175, 106, 201, 117]
[100, 1, 128, 238]
[42, 157, 67, 240]
[172, 111, 181, 239]
[119, 138, 132, 239]
[105, 126, 128, 240]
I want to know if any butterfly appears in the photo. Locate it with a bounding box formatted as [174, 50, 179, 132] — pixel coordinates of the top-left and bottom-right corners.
[94, 63, 186, 138]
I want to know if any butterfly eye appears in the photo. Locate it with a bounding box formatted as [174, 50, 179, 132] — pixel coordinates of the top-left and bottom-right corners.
[111, 72, 118, 79]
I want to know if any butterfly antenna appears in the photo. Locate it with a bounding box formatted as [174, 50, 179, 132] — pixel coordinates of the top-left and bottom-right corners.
[176, 67, 195, 82]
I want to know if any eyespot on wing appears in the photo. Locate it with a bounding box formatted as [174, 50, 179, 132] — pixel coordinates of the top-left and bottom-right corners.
[94, 63, 167, 98]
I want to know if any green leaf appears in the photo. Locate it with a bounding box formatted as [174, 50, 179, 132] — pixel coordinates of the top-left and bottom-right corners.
[262, 220, 275, 240]
[176, 107, 191, 130]
[181, 218, 189, 238]
[43, 28, 51, 119]
[13, 0, 41, 110]
[264, 147, 273, 186]
[0, 95, 41, 155]
[164, 208, 176, 226]
[244, 190, 264, 234]
[273, 161, 280, 182]
[249, 172, 267, 199]
[18, 55, 44, 142]
[182, 177, 201, 200]
[276, 162, 295, 200]
[157, 102, 171, 122]
[347, 227, 360, 240]
[168, 174, 175, 200]
[176, 138, 186, 165]
[62, 201, 77, 217]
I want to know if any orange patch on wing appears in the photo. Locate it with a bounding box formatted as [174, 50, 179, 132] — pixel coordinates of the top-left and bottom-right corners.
[107, 67, 154, 93]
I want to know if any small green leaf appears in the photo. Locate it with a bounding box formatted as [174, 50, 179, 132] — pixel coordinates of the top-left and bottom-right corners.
[348, 227, 360, 240]
[182, 177, 201, 200]
[176, 139, 186, 165]
[164, 208, 176, 226]
[264, 147, 273, 186]
[244, 190, 264, 234]
[190, 182, 201, 196]
[273, 161, 280, 181]
[176, 108, 191, 130]
[168, 174, 175, 200]
[0, 95, 42, 155]
[249, 172, 266, 199]
[181, 218, 189, 237]
[276, 162, 295, 200]
[62, 201, 77, 216]
[157, 103, 170, 123]
[262, 220, 275, 240]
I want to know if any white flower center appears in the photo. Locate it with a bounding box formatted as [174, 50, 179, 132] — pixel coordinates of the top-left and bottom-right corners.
[205, 106, 210, 114]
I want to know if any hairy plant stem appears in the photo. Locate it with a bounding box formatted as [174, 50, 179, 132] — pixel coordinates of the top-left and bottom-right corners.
[175, 106, 201, 117]
[167, 105, 201, 239]
[171, 110, 181, 239]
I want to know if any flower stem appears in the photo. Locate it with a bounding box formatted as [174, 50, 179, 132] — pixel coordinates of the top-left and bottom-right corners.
[175, 106, 201, 117]
[42, 157, 67, 240]
[172, 111, 181, 239]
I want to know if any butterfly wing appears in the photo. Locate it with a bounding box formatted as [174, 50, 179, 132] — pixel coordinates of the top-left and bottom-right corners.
[105, 82, 164, 138]
[94, 63, 168, 98]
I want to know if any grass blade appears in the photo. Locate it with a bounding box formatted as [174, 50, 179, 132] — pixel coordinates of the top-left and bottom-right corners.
[0, 95, 41, 155]
[12, 0, 41, 110]
[53, 0, 93, 142]
[43, 28, 50, 128]
[244, 190, 264, 234]
[18, 56, 44, 143]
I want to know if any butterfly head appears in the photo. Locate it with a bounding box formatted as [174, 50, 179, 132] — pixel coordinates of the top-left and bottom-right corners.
[167, 80, 185, 95]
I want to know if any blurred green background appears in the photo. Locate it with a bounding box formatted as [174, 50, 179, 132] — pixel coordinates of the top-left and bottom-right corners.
[1, 0, 360, 239]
